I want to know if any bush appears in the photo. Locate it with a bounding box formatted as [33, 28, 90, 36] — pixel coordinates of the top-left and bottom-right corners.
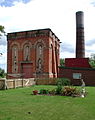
[39, 89, 49, 94]
[49, 89, 56, 95]
[0, 68, 6, 78]
[55, 78, 63, 94]
[56, 84, 62, 94]
[62, 86, 79, 96]
[56, 78, 71, 86]
[55, 78, 70, 95]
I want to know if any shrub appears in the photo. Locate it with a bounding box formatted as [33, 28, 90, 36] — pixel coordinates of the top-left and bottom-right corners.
[49, 89, 56, 95]
[55, 84, 62, 94]
[0, 68, 6, 78]
[56, 78, 71, 86]
[62, 86, 79, 96]
[39, 89, 49, 94]
[55, 78, 63, 94]
[55, 78, 70, 95]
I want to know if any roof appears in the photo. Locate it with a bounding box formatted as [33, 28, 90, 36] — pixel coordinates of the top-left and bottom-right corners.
[7, 28, 60, 41]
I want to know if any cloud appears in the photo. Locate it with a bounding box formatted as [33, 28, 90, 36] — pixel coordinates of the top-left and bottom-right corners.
[90, 0, 95, 6]
[0, 45, 7, 55]
[60, 43, 75, 53]
[0, 0, 32, 7]
[86, 39, 95, 46]
[0, 36, 7, 45]
[0, 64, 6, 72]
[60, 51, 75, 58]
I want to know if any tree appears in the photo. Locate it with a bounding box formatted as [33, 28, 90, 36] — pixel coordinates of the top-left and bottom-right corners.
[89, 53, 95, 68]
[0, 25, 5, 37]
[60, 58, 65, 66]
[0, 68, 6, 78]
[0, 25, 6, 78]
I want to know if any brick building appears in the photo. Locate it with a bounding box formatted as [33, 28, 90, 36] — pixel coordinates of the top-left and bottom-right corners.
[7, 11, 95, 86]
[7, 28, 60, 79]
[58, 58, 95, 86]
[7, 28, 95, 86]
[58, 11, 95, 86]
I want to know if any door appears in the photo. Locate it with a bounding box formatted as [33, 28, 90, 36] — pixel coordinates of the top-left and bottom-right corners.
[21, 63, 33, 78]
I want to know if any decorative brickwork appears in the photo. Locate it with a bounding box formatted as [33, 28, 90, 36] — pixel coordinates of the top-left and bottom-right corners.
[7, 28, 60, 79]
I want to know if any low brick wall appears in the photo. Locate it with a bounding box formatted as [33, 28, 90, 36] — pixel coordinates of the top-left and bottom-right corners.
[0, 78, 35, 90]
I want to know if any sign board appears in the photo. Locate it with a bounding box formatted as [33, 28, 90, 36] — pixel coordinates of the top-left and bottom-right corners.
[73, 73, 82, 79]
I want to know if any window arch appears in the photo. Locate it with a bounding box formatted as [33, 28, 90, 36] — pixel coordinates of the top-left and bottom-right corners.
[23, 44, 30, 61]
[39, 45, 42, 55]
[12, 45, 18, 73]
[36, 43, 44, 73]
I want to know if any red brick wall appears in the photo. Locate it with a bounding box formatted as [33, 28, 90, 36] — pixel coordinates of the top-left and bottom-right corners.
[59, 67, 95, 86]
[65, 58, 91, 68]
[7, 29, 60, 79]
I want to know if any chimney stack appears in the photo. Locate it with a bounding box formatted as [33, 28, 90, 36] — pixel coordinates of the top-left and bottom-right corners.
[76, 11, 85, 58]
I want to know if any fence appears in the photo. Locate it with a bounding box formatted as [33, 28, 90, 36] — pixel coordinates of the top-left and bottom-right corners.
[0, 78, 35, 90]
[0, 78, 59, 90]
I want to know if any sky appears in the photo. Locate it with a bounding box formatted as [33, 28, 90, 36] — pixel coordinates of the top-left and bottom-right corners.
[0, 0, 95, 72]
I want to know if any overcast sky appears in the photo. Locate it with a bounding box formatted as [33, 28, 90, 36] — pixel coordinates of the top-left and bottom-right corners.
[0, 0, 95, 71]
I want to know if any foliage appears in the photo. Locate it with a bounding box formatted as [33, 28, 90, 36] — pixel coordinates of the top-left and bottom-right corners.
[56, 78, 71, 86]
[32, 84, 85, 97]
[56, 78, 63, 94]
[0, 22, 6, 77]
[0, 25, 5, 37]
[62, 86, 79, 96]
[89, 60, 95, 68]
[60, 58, 65, 66]
[39, 89, 49, 94]
[55, 84, 62, 94]
[55, 78, 71, 95]
[89, 53, 95, 68]
[0, 68, 6, 78]
[49, 89, 56, 95]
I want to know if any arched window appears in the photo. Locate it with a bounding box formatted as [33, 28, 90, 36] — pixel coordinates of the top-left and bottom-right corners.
[37, 58, 42, 73]
[12, 45, 18, 73]
[23, 44, 30, 61]
[39, 45, 42, 55]
[36, 43, 43, 73]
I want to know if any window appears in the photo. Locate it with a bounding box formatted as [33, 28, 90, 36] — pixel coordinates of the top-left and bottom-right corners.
[39, 45, 42, 55]
[24, 44, 30, 61]
[36, 43, 43, 73]
[12, 45, 18, 73]
[73, 73, 82, 79]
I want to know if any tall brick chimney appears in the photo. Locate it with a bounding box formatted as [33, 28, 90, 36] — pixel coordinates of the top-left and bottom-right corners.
[76, 11, 85, 58]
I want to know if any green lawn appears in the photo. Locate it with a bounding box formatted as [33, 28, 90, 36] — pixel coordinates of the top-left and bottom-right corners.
[0, 85, 95, 120]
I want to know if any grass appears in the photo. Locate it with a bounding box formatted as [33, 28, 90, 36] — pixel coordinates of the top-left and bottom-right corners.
[0, 85, 95, 120]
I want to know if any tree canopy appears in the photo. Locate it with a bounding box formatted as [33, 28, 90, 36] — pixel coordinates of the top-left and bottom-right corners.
[60, 58, 65, 66]
[89, 53, 95, 68]
[0, 25, 5, 37]
[0, 68, 6, 78]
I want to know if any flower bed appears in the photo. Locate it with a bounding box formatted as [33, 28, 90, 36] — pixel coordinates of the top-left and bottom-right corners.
[32, 86, 87, 97]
